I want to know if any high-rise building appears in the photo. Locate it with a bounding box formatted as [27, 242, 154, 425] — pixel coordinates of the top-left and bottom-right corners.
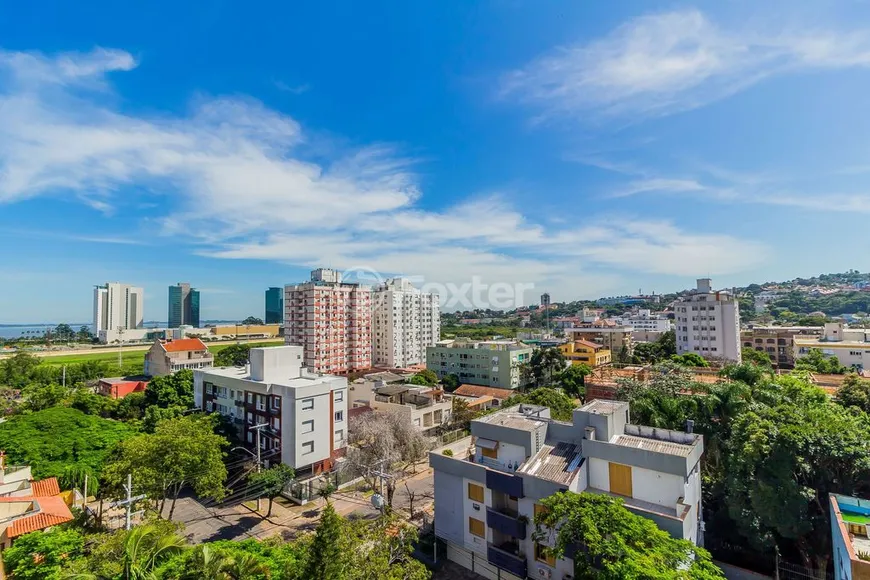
[284, 269, 372, 374]
[265, 287, 284, 324]
[168, 282, 200, 328]
[372, 278, 440, 368]
[673, 278, 741, 363]
[93, 282, 144, 334]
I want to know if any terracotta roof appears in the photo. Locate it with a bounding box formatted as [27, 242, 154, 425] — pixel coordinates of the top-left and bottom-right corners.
[571, 339, 605, 350]
[0, 495, 73, 538]
[161, 338, 208, 353]
[453, 384, 516, 400]
[466, 395, 494, 407]
[29, 477, 60, 497]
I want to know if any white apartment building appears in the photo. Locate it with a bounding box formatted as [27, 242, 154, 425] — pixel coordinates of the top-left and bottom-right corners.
[794, 322, 870, 372]
[284, 269, 372, 374]
[372, 278, 440, 368]
[430, 400, 704, 580]
[673, 279, 741, 363]
[93, 282, 144, 335]
[193, 346, 348, 475]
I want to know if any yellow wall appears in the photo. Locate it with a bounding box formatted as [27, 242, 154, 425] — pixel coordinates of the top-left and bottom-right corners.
[211, 324, 281, 337]
[559, 343, 611, 366]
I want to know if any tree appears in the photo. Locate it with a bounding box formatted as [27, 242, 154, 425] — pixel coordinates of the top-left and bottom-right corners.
[3, 528, 85, 579]
[631, 341, 663, 364]
[347, 410, 428, 506]
[54, 323, 76, 341]
[144, 369, 194, 408]
[834, 373, 870, 413]
[241, 316, 264, 325]
[502, 387, 576, 421]
[795, 348, 849, 374]
[670, 353, 709, 368]
[214, 343, 251, 367]
[0, 352, 42, 388]
[77, 325, 94, 342]
[657, 329, 677, 357]
[121, 523, 188, 579]
[304, 502, 348, 580]
[449, 396, 478, 430]
[534, 492, 724, 579]
[104, 414, 227, 518]
[441, 373, 460, 391]
[529, 347, 567, 386]
[345, 513, 430, 580]
[20, 381, 71, 411]
[556, 364, 590, 401]
[0, 407, 134, 479]
[741, 346, 773, 367]
[249, 463, 296, 517]
[407, 369, 438, 386]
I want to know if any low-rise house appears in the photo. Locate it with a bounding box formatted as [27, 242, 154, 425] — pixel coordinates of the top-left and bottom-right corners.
[350, 380, 453, 432]
[427, 340, 533, 390]
[97, 376, 149, 399]
[794, 323, 870, 372]
[830, 493, 870, 579]
[453, 385, 515, 407]
[0, 458, 73, 548]
[430, 400, 703, 579]
[144, 338, 214, 377]
[565, 326, 634, 358]
[559, 339, 612, 367]
[193, 346, 347, 476]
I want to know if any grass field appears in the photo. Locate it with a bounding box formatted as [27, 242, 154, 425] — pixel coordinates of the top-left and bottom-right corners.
[34, 340, 284, 368]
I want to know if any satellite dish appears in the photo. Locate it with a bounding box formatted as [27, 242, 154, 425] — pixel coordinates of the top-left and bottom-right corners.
[371, 493, 385, 510]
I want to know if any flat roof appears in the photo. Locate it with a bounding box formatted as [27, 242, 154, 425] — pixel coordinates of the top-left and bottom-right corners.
[794, 338, 870, 347]
[202, 365, 340, 388]
[475, 409, 546, 433]
[517, 442, 583, 485]
[579, 400, 627, 415]
[611, 434, 694, 457]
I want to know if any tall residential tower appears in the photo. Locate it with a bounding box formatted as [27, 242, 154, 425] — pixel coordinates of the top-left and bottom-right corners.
[673, 278, 741, 363]
[168, 282, 200, 328]
[284, 269, 372, 374]
[93, 283, 144, 334]
[372, 278, 440, 368]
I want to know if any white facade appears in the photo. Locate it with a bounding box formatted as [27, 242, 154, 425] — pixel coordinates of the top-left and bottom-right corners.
[619, 309, 672, 333]
[430, 401, 704, 579]
[372, 278, 440, 368]
[794, 322, 870, 372]
[673, 279, 741, 363]
[93, 282, 144, 333]
[193, 346, 348, 474]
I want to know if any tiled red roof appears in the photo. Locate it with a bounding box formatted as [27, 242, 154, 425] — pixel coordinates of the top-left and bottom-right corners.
[0, 496, 73, 538]
[571, 339, 605, 350]
[162, 338, 208, 353]
[453, 384, 515, 400]
[29, 477, 60, 497]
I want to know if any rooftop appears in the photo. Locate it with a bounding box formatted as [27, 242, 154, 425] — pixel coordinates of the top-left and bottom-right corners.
[202, 364, 339, 388]
[363, 371, 407, 384]
[99, 376, 149, 385]
[453, 384, 515, 400]
[517, 442, 583, 485]
[611, 434, 695, 457]
[579, 400, 627, 416]
[474, 405, 548, 432]
[161, 338, 209, 353]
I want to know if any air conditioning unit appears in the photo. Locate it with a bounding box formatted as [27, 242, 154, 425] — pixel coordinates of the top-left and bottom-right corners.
[537, 568, 552, 579]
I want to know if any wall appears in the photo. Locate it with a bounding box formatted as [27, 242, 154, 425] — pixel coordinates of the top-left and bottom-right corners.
[631, 464, 685, 509]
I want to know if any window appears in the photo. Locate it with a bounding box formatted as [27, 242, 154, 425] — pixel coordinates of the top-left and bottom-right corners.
[535, 543, 556, 566]
[468, 517, 485, 538]
[481, 446, 497, 459]
[271, 396, 280, 410]
[206, 401, 213, 412]
[246, 431, 253, 443]
[468, 483, 484, 502]
[256, 395, 266, 411]
[302, 419, 314, 433]
[302, 441, 314, 454]
[334, 390, 344, 402]
[246, 392, 253, 404]
[247, 412, 253, 424]
[272, 417, 281, 430]
[334, 411, 344, 422]
[301, 398, 314, 410]
[334, 429, 344, 443]
[205, 383, 213, 395]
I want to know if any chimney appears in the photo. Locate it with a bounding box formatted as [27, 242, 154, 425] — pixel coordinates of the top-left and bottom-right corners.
[685, 419, 695, 434]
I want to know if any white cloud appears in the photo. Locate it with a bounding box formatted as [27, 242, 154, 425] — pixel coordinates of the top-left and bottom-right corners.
[0, 47, 769, 305]
[502, 9, 870, 119]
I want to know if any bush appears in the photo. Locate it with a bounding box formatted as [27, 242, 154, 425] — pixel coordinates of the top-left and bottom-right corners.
[442, 449, 453, 456]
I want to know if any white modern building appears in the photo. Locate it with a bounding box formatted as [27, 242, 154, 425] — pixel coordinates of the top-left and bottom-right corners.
[430, 400, 704, 580]
[372, 278, 440, 368]
[193, 346, 348, 475]
[794, 322, 870, 372]
[93, 282, 144, 336]
[673, 279, 741, 363]
[618, 309, 673, 342]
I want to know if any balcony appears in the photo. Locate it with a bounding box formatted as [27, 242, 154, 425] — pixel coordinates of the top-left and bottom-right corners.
[486, 469, 524, 498]
[487, 542, 527, 578]
[486, 506, 526, 538]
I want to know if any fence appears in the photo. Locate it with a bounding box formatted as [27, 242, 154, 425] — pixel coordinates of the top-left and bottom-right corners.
[434, 428, 469, 448]
[777, 561, 833, 580]
[283, 468, 361, 504]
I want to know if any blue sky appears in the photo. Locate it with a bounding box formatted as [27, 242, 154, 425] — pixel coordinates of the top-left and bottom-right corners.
[1, 0, 870, 323]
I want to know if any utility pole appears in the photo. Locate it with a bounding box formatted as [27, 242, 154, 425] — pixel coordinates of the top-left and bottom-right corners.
[117, 327, 125, 369]
[62, 365, 66, 388]
[110, 473, 145, 531]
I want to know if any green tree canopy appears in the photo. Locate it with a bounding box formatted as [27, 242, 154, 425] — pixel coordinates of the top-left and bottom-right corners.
[834, 373, 870, 414]
[741, 347, 774, 368]
[214, 343, 251, 367]
[534, 492, 724, 579]
[241, 316, 265, 325]
[144, 368, 194, 408]
[304, 502, 348, 580]
[670, 353, 710, 368]
[407, 369, 438, 386]
[556, 364, 590, 401]
[795, 348, 849, 374]
[529, 347, 567, 386]
[502, 387, 577, 421]
[0, 406, 134, 478]
[3, 528, 85, 579]
[250, 463, 296, 517]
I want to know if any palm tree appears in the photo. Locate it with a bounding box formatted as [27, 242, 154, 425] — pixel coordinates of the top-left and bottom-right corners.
[185, 545, 232, 579]
[228, 552, 272, 579]
[123, 525, 187, 580]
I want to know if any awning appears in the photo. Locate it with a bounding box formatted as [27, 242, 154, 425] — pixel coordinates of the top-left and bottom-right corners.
[476, 438, 499, 450]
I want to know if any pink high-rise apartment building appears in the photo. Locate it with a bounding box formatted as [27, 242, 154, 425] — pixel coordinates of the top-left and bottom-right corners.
[284, 269, 372, 374]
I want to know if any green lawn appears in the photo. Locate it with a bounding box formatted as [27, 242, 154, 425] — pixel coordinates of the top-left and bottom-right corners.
[36, 340, 284, 369]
